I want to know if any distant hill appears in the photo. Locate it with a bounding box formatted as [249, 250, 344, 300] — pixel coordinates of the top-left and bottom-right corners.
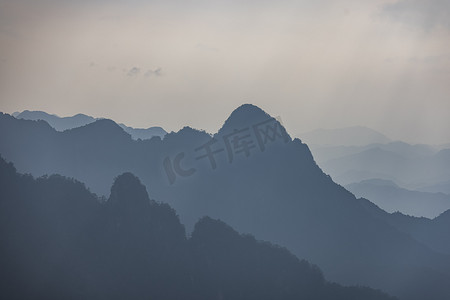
[0, 157, 395, 300]
[317, 146, 450, 192]
[307, 139, 449, 197]
[359, 197, 450, 257]
[310, 141, 438, 163]
[346, 179, 450, 218]
[118, 123, 167, 140]
[417, 180, 450, 195]
[15, 110, 96, 131]
[300, 126, 391, 146]
[1, 105, 450, 299]
[14, 110, 167, 140]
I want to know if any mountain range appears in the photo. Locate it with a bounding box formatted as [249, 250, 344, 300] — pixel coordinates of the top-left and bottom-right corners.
[346, 179, 450, 218]
[1, 157, 395, 299]
[300, 126, 392, 147]
[1, 105, 450, 299]
[13, 110, 167, 140]
[359, 197, 450, 262]
[310, 142, 450, 195]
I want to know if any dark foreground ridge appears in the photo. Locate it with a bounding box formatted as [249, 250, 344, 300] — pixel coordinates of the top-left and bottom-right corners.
[0, 157, 394, 300]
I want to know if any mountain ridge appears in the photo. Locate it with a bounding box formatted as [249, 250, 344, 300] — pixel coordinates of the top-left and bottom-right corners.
[301, 126, 391, 146]
[0, 156, 396, 300]
[14, 110, 167, 140]
[1, 105, 449, 299]
[346, 179, 450, 218]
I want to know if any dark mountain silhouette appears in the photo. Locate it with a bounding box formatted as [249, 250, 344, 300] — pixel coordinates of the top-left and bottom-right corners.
[346, 179, 450, 218]
[14, 110, 167, 140]
[359, 198, 450, 256]
[300, 126, 391, 146]
[1, 105, 450, 299]
[0, 157, 395, 300]
[216, 104, 277, 135]
[189, 216, 394, 300]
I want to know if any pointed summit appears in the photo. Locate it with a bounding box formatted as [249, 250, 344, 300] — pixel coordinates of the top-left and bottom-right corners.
[226, 104, 270, 121]
[217, 104, 290, 142]
[218, 104, 270, 134]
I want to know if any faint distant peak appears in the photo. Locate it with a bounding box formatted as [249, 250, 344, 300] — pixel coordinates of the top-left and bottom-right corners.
[354, 178, 399, 188]
[18, 110, 60, 118]
[118, 123, 167, 140]
[17, 110, 58, 119]
[0, 112, 55, 131]
[14, 110, 166, 140]
[301, 126, 391, 146]
[15, 110, 96, 131]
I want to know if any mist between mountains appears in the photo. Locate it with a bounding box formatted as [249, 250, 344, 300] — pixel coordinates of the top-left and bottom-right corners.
[163, 116, 289, 185]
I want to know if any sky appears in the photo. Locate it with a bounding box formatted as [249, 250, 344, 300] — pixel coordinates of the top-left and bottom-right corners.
[0, 0, 449, 145]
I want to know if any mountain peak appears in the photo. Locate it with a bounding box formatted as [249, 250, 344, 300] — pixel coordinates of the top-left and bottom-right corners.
[66, 118, 131, 140]
[109, 172, 150, 209]
[217, 104, 290, 141]
[220, 104, 270, 129]
[230, 103, 269, 117]
[357, 178, 399, 188]
[16, 110, 96, 131]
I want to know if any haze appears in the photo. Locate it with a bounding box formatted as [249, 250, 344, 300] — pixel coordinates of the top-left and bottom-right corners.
[0, 0, 449, 144]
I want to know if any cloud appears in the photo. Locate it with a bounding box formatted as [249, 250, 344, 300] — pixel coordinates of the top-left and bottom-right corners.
[127, 67, 140, 77]
[144, 67, 162, 77]
[383, 0, 450, 30]
[88, 63, 160, 78]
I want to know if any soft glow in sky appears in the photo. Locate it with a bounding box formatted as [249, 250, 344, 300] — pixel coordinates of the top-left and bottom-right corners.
[0, 0, 449, 144]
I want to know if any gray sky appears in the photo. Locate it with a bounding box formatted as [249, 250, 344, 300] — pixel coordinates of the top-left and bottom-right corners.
[0, 0, 449, 144]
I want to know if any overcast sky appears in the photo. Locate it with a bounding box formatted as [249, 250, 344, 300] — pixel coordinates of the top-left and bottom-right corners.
[0, 0, 449, 144]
